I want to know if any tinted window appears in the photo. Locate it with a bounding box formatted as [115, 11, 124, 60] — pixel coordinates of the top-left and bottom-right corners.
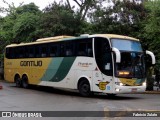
[19, 47, 25, 58]
[41, 46, 47, 57]
[5, 38, 93, 59]
[6, 48, 10, 59]
[94, 37, 113, 76]
[35, 45, 41, 58]
[65, 42, 74, 56]
[76, 38, 93, 57]
[50, 45, 58, 57]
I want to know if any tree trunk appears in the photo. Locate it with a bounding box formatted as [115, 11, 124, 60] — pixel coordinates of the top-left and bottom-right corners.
[146, 66, 154, 91]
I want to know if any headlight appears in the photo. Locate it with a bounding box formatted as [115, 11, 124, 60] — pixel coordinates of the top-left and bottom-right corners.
[116, 88, 120, 92]
[142, 82, 146, 86]
[115, 82, 124, 86]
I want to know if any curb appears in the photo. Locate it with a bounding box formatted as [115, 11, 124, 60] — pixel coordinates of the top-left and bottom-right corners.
[144, 91, 160, 94]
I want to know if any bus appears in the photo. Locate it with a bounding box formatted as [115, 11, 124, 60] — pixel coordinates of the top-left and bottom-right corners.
[4, 34, 155, 96]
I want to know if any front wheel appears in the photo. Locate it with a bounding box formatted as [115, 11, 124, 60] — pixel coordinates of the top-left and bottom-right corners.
[78, 80, 92, 97]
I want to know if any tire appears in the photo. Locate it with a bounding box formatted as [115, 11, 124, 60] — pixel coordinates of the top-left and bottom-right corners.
[107, 94, 116, 97]
[15, 75, 21, 87]
[78, 80, 92, 97]
[22, 75, 29, 88]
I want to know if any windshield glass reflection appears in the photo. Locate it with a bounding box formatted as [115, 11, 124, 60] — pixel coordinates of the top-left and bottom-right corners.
[115, 52, 145, 79]
[112, 39, 142, 52]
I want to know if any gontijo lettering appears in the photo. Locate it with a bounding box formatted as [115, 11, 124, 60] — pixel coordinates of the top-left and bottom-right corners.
[20, 61, 42, 67]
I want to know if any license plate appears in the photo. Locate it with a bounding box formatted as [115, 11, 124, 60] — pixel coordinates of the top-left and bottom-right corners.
[131, 88, 137, 92]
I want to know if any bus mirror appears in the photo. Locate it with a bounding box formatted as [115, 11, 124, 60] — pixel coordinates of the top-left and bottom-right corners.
[112, 47, 121, 63]
[146, 50, 156, 65]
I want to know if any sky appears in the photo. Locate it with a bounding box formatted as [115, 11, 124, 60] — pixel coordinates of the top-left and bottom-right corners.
[0, 0, 112, 17]
[0, 0, 68, 16]
[0, 0, 56, 10]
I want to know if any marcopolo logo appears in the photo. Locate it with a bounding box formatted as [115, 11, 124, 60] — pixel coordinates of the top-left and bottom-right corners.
[20, 61, 42, 67]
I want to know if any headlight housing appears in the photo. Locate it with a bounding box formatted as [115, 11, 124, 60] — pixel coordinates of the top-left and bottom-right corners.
[115, 82, 124, 86]
[142, 82, 146, 86]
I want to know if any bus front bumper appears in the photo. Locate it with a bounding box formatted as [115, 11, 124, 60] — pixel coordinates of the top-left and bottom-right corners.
[114, 85, 146, 94]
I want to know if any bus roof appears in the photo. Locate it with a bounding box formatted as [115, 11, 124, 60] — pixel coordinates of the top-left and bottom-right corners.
[91, 34, 139, 41]
[6, 34, 139, 48]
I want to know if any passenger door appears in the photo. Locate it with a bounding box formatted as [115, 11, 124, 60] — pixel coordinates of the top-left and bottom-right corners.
[93, 37, 114, 93]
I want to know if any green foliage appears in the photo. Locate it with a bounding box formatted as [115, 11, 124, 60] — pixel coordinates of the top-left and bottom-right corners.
[143, 0, 160, 69]
[67, 0, 105, 21]
[0, 0, 160, 72]
[15, 3, 40, 15]
[0, 3, 41, 44]
[12, 12, 40, 42]
[91, 0, 146, 37]
[37, 2, 81, 37]
[0, 15, 15, 50]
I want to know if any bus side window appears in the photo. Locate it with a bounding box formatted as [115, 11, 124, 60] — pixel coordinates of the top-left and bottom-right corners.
[87, 41, 93, 57]
[77, 38, 93, 57]
[60, 43, 65, 56]
[66, 42, 73, 56]
[77, 42, 87, 56]
[41, 46, 47, 57]
[11, 48, 15, 59]
[6, 48, 10, 59]
[50, 45, 58, 57]
[15, 48, 20, 58]
[19, 47, 25, 58]
[25, 46, 29, 58]
[35, 46, 40, 58]
[29, 47, 34, 58]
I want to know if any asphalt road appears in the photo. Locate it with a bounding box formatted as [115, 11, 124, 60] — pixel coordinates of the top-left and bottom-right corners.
[0, 81, 160, 120]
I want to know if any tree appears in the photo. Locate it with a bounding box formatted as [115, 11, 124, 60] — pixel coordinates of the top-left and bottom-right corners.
[37, 1, 81, 37]
[12, 3, 42, 42]
[0, 0, 24, 17]
[90, 0, 146, 36]
[0, 3, 41, 44]
[142, 0, 160, 90]
[144, 0, 160, 62]
[66, 0, 105, 21]
[12, 12, 40, 42]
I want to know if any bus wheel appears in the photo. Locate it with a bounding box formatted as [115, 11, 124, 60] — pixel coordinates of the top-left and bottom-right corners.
[78, 80, 91, 97]
[107, 94, 116, 97]
[22, 75, 29, 88]
[15, 75, 21, 87]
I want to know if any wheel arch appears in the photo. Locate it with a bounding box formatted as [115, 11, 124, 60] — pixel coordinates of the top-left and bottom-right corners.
[14, 73, 21, 82]
[22, 73, 29, 83]
[77, 76, 92, 91]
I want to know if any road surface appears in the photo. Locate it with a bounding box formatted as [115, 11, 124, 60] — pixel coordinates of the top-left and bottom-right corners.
[0, 81, 159, 120]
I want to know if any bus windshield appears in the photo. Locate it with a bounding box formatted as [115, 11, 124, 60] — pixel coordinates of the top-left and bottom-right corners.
[111, 39, 142, 52]
[115, 52, 145, 78]
[111, 39, 145, 79]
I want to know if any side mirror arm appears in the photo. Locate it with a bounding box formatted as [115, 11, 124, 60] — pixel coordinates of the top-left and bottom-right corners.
[146, 50, 156, 65]
[112, 47, 121, 63]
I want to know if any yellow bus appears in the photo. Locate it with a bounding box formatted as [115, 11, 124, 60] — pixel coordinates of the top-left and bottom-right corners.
[4, 34, 155, 96]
